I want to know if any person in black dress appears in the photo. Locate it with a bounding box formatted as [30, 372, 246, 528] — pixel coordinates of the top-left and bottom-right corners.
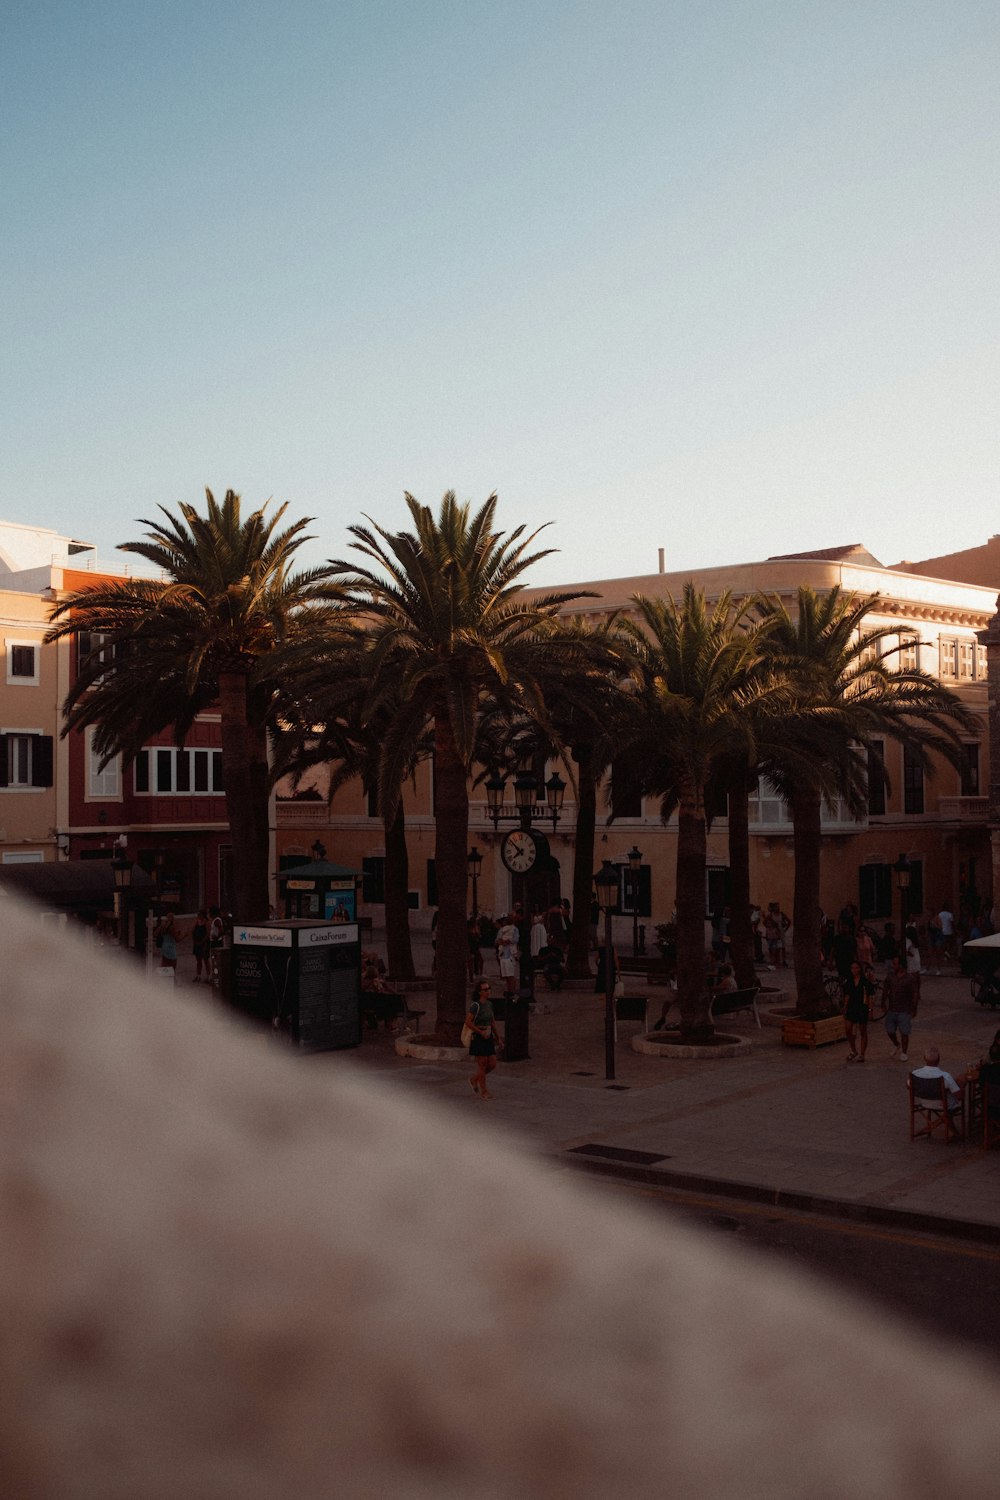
[841, 958, 875, 1062]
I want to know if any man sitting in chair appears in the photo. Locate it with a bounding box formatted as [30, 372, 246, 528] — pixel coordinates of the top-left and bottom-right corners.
[910, 1047, 965, 1112]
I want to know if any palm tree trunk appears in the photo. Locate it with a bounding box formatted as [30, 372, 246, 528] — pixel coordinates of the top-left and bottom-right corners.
[566, 745, 597, 985]
[384, 800, 415, 982]
[676, 780, 713, 1040]
[218, 669, 270, 922]
[790, 786, 827, 1016]
[432, 707, 470, 1043]
[727, 771, 756, 989]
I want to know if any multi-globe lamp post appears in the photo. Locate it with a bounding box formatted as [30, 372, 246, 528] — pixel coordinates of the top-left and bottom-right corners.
[111, 840, 133, 951]
[467, 846, 482, 917]
[627, 845, 643, 957]
[894, 853, 911, 956]
[594, 858, 620, 1081]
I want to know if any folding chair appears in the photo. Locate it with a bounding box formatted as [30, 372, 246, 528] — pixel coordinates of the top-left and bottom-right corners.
[908, 1072, 965, 1144]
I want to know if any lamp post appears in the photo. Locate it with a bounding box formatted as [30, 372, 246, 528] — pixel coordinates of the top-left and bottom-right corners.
[594, 858, 619, 1081]
[627, 845, 643, 957]
[311, 839, 327, 862]
[467, 846, 482, 917]
[894, 853, 911, 958]
[111, 843, 133, 951]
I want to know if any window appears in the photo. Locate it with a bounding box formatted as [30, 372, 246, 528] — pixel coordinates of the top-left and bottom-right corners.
[858, 637, 880, 667]
[859, 864, 892, 920]
[619, 863, 652, 916]
[76, 631, 118, 686]
[610, 756, 643, 818]
[363, 856, 386, 903]
[939, 639, 957, 679]
[7, 642, 39, 685]
[87, 730, 121, 799]
[867, 741, 886, 816]
[941, 636, 984, 681]
[898, 634, 918, 671]
[0, 732, 53, 788]
[134, 746, 223, 795]
[960, 743, 980, 797]
[903, 744, 924, 814]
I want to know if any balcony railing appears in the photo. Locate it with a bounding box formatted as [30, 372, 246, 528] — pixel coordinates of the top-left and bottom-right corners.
[276, 802, 329, 826]
[937, 796, 988, 821]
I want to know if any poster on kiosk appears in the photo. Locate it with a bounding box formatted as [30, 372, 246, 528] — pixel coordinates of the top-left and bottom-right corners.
[229, 920, 362, 1051]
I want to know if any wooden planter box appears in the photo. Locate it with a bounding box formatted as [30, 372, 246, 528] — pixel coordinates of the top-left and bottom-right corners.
[781, 1014, 846, 1049]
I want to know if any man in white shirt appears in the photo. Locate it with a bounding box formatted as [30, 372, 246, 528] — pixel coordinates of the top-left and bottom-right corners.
[911, 1047, 963, 1112]
[937, 905, 955, 962]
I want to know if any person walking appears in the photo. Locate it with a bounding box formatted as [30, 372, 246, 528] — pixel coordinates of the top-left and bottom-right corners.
[466, 979, 501, 1099]
[841, 958, 875, 1062]
[191, 908, 210, 982]
[882, 952, 918, 1062]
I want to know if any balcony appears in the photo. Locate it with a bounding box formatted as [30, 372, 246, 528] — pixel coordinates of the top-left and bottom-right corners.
[276, 801, 328, 827]
[937, 796, 988, 822]
[749, 793, 865, 836]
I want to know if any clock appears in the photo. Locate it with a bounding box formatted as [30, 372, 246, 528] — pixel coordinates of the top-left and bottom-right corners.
[500, 828, 546, 873]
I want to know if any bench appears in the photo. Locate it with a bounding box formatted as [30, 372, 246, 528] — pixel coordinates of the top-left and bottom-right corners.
[617, 955, 672, 986]
[709, 986, 761, 1028]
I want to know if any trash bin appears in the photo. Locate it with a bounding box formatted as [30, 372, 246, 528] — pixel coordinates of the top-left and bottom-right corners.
[504, 988, 531, 1061]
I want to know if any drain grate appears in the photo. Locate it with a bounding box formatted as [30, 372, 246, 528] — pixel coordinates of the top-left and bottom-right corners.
[605, 1084, 630, 1091]
[572, 1070, 596, 1076]
[567, 1144, 670, 1165]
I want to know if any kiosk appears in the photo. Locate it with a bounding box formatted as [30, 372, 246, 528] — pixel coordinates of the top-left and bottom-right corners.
[229, 919, 362, 1051]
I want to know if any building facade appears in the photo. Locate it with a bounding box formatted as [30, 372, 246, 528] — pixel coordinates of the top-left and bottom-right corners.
[276, 544, 997, 935]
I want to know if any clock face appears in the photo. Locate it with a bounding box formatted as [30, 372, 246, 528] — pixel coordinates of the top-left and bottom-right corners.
[501, 829, 539, 873]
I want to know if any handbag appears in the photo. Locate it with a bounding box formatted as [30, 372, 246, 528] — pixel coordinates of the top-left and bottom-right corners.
[613, 977, 626, 1000]
[461, 1023, 474, 1047]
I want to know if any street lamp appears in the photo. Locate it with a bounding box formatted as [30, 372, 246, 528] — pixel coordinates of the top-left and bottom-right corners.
[627, 845, 643, 957]
[111, 843, 133, 951]
[311, 839, 327, 861]
[894, 854, 911, 956]
[467, 846, 482, 917]
[594, 858, 619, 1081]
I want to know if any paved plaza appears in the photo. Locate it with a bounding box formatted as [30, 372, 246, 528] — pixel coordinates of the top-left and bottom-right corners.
[343, 945, 1000, 1239]
[164, 934, 1000, 1237]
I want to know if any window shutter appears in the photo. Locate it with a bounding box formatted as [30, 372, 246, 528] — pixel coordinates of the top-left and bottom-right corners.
[0, 735, 8, 788]
[32, 735, 54, 787]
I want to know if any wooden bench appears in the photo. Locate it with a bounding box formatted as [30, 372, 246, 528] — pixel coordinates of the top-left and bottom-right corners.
[708, 986, 761, 1028]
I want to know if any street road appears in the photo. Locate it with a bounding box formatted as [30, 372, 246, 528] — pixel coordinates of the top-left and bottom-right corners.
[583, 1174, 1000, 1371]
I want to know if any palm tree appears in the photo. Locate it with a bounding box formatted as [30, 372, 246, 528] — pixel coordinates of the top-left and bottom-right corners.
[755, 586, 975, 1015]
[270, 632, 423, 981]
[619, 586, 779, 1040]
[327, 491, 588, 1042]
[46, 489, 344, 921]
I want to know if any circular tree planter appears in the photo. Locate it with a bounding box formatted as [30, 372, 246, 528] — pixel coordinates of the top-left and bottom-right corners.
[394, 1034, 466, 1062]
[632, 1031, 752, 1059]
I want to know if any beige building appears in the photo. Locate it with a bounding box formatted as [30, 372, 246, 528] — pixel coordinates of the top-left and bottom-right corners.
[276, 542, 997, 937]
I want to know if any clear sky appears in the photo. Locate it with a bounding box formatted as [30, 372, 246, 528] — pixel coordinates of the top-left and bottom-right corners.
[3, 1, 998, 586]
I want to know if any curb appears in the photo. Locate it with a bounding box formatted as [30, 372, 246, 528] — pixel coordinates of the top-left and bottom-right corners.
[556, 1150, 1000, 1247]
